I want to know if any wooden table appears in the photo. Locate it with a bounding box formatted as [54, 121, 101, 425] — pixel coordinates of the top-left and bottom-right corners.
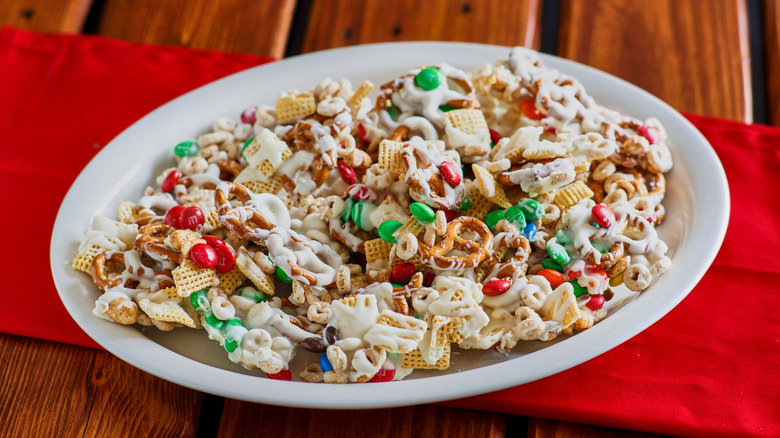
[1, 1, 776, 436]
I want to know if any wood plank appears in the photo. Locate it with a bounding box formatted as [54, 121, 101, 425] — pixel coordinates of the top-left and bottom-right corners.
[217, 401, 506, 437]
[0, 334, 203, 437]
[0, 0, 92, 33]
[527, 418, 667, 438]
[558, 0, 751, 122]
[766, 0, 780, 126]
[95, 0, 296, 58]
[302, 0, 542, 53]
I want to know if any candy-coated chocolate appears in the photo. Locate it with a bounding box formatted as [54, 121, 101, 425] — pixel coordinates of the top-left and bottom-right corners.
[348, 184, 376, 201]
[390, 262, 416, 285]
[415, 67, 443, 90]
[442, 210, 457, 222]
[161, 169, 180, 192]
[378, 220, 403, 243]
[637, 125, 661, 144]
[190, 243, 218, 269]
[213, 244, 236, 273]
[523, 221, 537, 240]
[482, 278, 511, 295]
[240, 105, 258, 125]
[547, 242, 571, 265]
[179, 206, 205, 231]
[238, 287, 266, 302]
[338, 161, 357, 185]
[410, 202, 436, 224]
[275, 265, 293, 284]
[439, 161, 461, 186]
[266, 369, 292, 381]
[541, 258, 564, 272]
[591, 204, 616, 228]
[203, 310, 224, 329]
[351, 200, 376, 231]
[370, 366, 396, 382]
[459, 193, 472, 211]
[164, 205, 186, 229]
[485, 209, 505, 232]
[190, 289, 210, 312]
[489, 128, 502, 145]
[569, 280, 588, 297]
[586, 294, 605, 310]
[518, 198, 544, 221]
[555, 229, 573, 246]
[356, 123, 369, 142]
[319, 353, 334, 373]
[173, 139, 199, 157]
[520, 98, 544, 120]
[503, 205, 527, 229]
[342, 197, 355, 222]
[538, 269, 566, 288]
[202, 235, 224, 248]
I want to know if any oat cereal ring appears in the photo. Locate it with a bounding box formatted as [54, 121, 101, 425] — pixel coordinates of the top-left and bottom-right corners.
[418, 217, 493, 270]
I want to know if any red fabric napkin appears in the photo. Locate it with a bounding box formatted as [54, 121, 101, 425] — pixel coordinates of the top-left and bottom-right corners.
[0, 27, 273, 348]
[1, 26, 777, 438]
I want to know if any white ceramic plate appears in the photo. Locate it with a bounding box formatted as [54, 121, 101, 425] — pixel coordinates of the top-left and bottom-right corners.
[50, 42, 729, 409]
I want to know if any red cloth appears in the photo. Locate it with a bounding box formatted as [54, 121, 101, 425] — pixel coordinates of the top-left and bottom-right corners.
[1, 26, 777, 438]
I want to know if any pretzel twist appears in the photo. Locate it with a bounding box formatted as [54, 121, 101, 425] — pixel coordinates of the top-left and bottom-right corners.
[135, 223, 181, 264]
[214, 182, 275, 242]
[418, 217, 493, 270]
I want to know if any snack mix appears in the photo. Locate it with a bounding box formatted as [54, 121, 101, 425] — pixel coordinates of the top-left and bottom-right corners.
[74, 48, 673, 383]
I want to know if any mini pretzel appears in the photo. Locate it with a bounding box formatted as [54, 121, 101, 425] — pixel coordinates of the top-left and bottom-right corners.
[135, 223, 181, 264]
[485, 232, 531, 279]
[418, 217, 493, 270]
[579, 241, 625, 268]
[391, 272, 424, 315]
[214, 182, 275, 242]
[90, 251, 173, 291]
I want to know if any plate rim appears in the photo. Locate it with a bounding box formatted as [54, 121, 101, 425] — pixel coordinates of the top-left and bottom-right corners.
[50, 41, 730, 409]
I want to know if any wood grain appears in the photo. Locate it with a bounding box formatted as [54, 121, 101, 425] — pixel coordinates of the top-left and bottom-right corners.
[95, 0, 296, 58]
[766, 0, 780, 126]
[559, 0, 752, 122]
[217, 401, 506, 437]
[0, 0, 92, 32]
[0, 334, 203, 438]
[302, 0, 542, 53]
[527, 418, 667, 438]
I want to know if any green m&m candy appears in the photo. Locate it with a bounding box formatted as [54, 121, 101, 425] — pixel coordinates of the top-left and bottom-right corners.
[190, 289, 210, 313]
[378, 220, 404, 243]
[503, 205, 527, 229]
[459, 193, 472, 211]
[238, 286, 267, 303]
[386, 103, 401, 121]
[342, 197, 355, 222]
[415, 67, 444, 90]
[541, 258, 564, 272]
[351, 200, 377, 231]
[555, 229, 573, 246]
[174, 139, 199, 157]
[547, 242, 571, 265]
[438, 104, 457, 112]
[485, 209, 505, 232]
[410, 202, 436, 224]
[569, 280, 589, 297]
[275, 265, 293, 284]
[203, 310, 224, 330]
[224, 318, 247, 353]
[518, 198, 545, 221]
